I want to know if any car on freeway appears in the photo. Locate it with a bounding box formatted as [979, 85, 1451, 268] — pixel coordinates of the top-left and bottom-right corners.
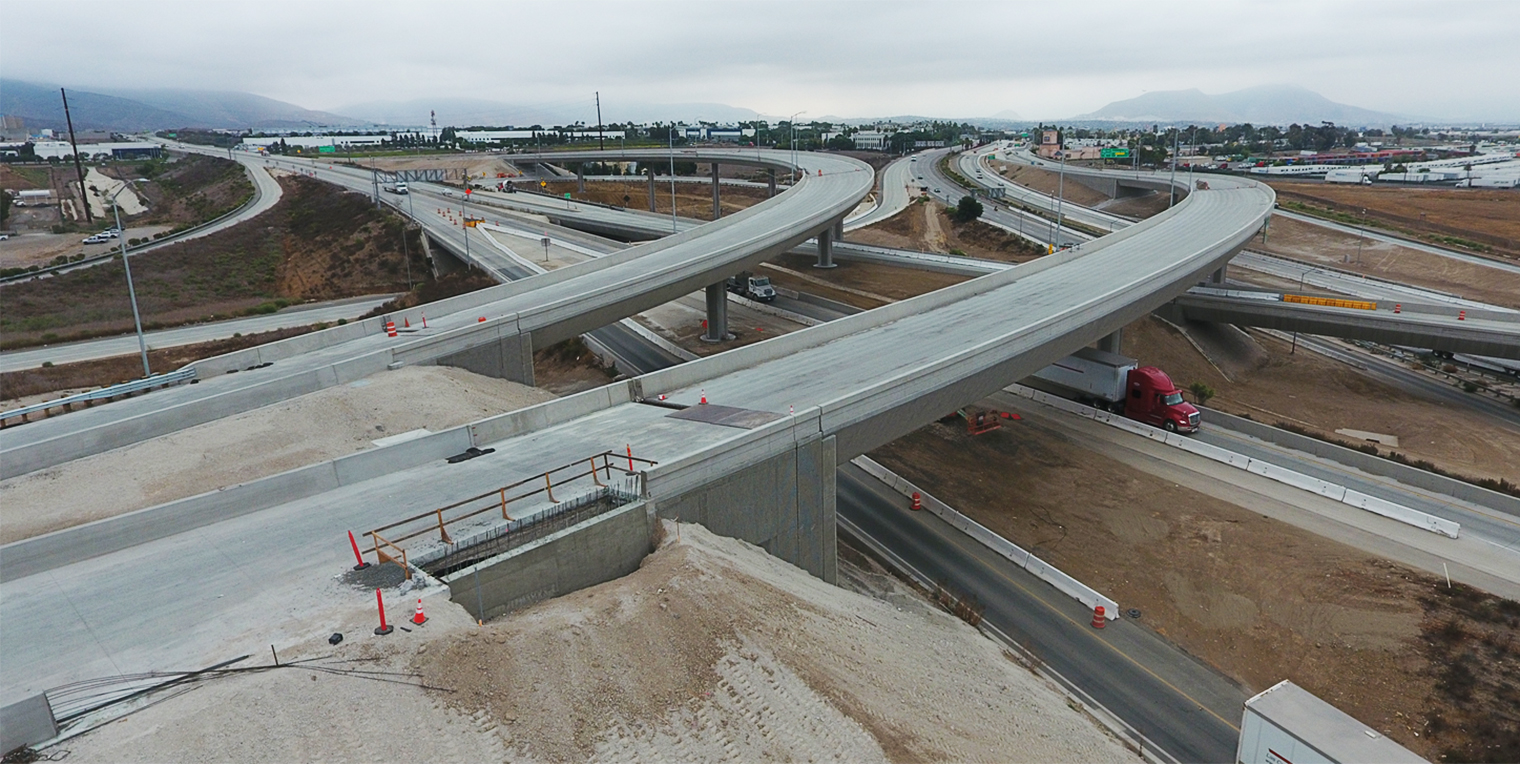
[83, 234, 109, 244]
[933, 187, 941, 193]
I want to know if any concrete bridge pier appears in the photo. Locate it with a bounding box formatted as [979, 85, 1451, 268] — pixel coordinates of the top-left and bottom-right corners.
[703, 282, 732, 342]
[1096, 329, 1123, 355]
[711, 163, 722, 219]
[1209, 263, 1228, 285]
[767, 169, 777, 198]
[650, 434, 837, 582]
[814, 225, 837, 269]
[576, 164, 586, 193]
[646, 168, 658, 212]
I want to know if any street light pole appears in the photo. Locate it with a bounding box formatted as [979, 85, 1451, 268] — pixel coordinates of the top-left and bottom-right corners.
[668, 123, 678, 233]
[1168, 127, 1180, 207]
[788, 110, 806, 185]
[1054, 146, 1067, 250]
[110, 182, 151, 378]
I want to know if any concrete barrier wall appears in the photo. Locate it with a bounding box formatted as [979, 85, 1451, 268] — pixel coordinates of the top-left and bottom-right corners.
[850, 456, 1119, 619]
[468, 381, 634, 447]
[442, 501, 651, 622]
[1200, 409, 1520, 517]
[1, 427, 474, 581]
[1006, 385, 1463, 538]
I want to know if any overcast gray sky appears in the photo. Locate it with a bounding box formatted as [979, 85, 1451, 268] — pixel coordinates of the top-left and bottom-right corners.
[5, 0, 1517, 121]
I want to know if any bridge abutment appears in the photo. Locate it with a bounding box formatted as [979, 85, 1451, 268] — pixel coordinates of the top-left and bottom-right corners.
[437, 331, 536, 386]
[650, 434, 837, 582]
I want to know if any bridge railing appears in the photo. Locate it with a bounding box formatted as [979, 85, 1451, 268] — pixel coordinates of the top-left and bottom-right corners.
[1, 367, 198, 427]
[362, 450, 656, 576]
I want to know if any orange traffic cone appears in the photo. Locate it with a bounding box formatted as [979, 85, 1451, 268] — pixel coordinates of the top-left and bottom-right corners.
[700, 389, 708, 405]
[1394, 303, 1401, 313]
[412, 597, 427, 625]
[1092, 605, 1106, 629]
[1458, 310, 1466, 321]
[403, 317, 410, 328]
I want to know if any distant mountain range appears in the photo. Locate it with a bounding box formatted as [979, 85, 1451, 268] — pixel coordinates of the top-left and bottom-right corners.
[1, 79, 358, 132]
[1071, 85, 1421, 126]
[333, 97, 761, 128]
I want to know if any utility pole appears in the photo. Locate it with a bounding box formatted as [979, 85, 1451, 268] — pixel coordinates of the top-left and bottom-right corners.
[595, 91, 605, 151]
[61, 88, 92, 222]
[1168, 127, 1180, 208]
[668, 124, 678, 232]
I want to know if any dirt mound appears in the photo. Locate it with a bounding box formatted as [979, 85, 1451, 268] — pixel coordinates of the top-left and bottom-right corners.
[418, 522, 1133, 762]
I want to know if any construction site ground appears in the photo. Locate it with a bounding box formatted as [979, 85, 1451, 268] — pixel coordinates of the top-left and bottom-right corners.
[869, 394, 1518, 761]
[50, 522, 1133, 763]
[1267, 181, 1520, 260]
[848, 197, 1046, 263]
[0, 366, 554, 544]
[1242, 215, 1520, 309]
[546, 179, 774, 222]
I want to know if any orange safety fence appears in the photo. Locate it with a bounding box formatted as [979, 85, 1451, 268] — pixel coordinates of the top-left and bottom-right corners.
[362, 450, 656, 575]
[1281, 293, 1377, 311]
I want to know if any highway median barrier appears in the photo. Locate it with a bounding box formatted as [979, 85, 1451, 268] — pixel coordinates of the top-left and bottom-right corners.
[1005, 384, 1462, 539]
[851, 455, 1119, 620]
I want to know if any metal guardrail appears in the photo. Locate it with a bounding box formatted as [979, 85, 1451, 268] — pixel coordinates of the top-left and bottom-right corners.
[363, 450, 656, 577]
[0, 367, 197, 426]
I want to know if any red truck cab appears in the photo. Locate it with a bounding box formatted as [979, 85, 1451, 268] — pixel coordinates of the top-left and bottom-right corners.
[1123, 367, 1200, 433]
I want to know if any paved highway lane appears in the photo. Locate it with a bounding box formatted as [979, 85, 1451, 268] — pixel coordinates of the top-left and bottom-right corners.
[844, 152, 921, 231]
[837, 464, 1245, 764]
[0, 295, 396, 373]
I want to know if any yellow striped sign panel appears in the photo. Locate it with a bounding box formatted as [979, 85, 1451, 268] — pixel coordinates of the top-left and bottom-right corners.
[1282, 294, 1377, 311]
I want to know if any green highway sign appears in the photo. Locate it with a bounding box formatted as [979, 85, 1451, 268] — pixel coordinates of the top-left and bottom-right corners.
[1100, 147, 1130, 159]
[318, 145, 336, 153]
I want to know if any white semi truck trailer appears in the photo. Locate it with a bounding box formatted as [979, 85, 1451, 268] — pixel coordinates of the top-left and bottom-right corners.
[1236, 681, 1427, 764]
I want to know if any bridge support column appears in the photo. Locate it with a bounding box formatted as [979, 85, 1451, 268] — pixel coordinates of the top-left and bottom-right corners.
[650, 434, 837, 582]
[646, 168, 658, 212]
[767, 169, 777, 197]
[1097, 329, 1123, 355]
[1209, 263, 1228, 285]
[832, 218, 844, 240]
[703, 282, 731, 342]
[436, 331, 535, 386]
[576, 164, 586, 193]
[814, 226, 837, 269]
[711, 163, 721, 219]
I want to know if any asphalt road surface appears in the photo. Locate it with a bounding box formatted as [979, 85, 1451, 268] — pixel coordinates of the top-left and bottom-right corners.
[0, 295, 396, 374]
[837, 463, 1245, 764]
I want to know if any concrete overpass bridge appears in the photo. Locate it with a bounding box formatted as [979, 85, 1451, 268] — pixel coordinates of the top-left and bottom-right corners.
[0, 147, 873, 479]
[1, 172, 1274, 709]
[1170, 288, 1520, 359]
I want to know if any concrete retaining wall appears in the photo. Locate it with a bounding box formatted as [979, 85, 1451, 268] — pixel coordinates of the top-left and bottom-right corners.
[648, 419, 837, 582]
[1, 427, 474, 581]
[442, 501, 652, 622]
[1200, 409, 1520, 517]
